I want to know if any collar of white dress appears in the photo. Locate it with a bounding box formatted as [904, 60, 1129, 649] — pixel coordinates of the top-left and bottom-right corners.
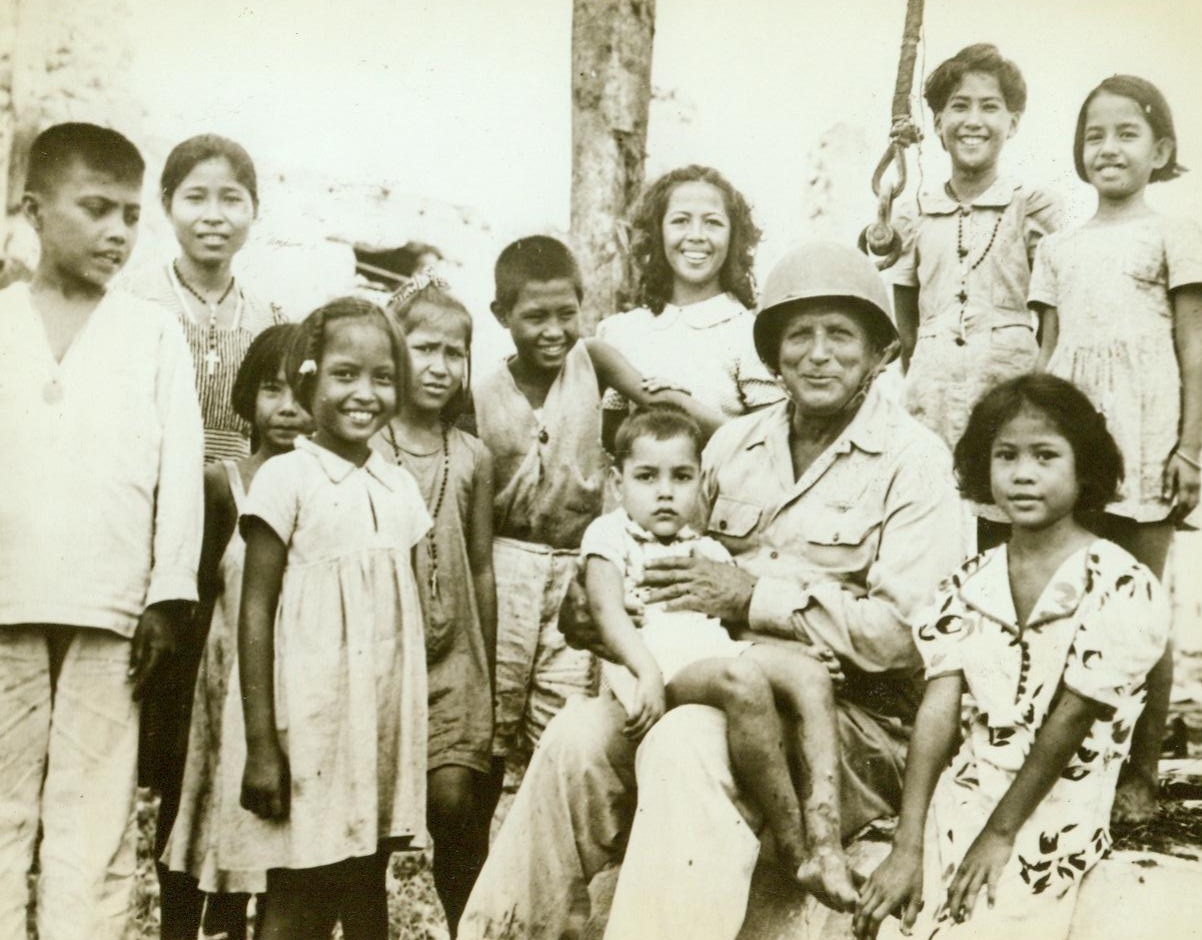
[654, 292, 747, 330]
[295, 435, 402, 490]
[956, 542, 1093, 636]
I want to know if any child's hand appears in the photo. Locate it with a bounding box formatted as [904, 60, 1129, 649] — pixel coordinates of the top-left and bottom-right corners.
[129, 603, 183, 701]
[946, 827, 1012, 922]
[812, 646, 845, 687]
[624, 672, 666, 740]
[1164, 450, 1201, 522]
[853, 846, 923, 939]
[640, 376, 689, 396]
[242, 738, 291, 820]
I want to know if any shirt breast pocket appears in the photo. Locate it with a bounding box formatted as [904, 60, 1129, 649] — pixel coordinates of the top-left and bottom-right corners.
[706, 495, 762, 552]
[804, 510, 880, 574]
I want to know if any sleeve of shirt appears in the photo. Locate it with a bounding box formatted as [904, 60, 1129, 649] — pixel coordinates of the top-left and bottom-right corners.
[1164, 216, 1202, 291]
[1022, 186, 1064, 267]
[580, 512, 627, 570]
[731, 321, 785, 412]
[595, 315, 629, 412]
[1063, 557, 1169, 716]
[913, 580, 968, 679]
[146, 319, 205, 607]
[890, 199, 920, 288]
[1027, 233, 1059, 309]
[241, 455, 302, 545]
[750, 437, 965, 672]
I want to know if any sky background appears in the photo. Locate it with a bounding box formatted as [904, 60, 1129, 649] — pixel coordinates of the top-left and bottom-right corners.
[124, 0, 1202, 269]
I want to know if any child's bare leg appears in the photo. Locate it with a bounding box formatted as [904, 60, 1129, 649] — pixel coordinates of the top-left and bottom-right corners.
[200, 891, 251, 940]
[257, 865, 339, 940]
[428, 765, 490, 937]
[1103, 516, 1173, 823]
[336, 851, 391, 940]
[744, 644, 857, 912]
[666, 658, 808, 873]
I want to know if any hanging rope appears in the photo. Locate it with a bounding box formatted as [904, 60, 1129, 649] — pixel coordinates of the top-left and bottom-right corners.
[858, 0, 925, 270]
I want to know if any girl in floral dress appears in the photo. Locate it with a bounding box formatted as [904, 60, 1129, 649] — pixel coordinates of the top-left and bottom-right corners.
[855, 374, 1169, 940]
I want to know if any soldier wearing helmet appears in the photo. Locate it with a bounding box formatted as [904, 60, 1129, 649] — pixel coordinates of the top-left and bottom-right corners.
[459, 242, 965, 940]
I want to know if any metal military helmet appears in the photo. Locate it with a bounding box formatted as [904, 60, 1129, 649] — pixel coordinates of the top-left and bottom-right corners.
[752, 241, 898, 371]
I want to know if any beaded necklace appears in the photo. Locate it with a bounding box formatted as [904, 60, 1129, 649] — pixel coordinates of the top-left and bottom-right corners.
[169, 260, 243, 375]
[952, 206, 1005, 346]
[386, 421, 450, 600]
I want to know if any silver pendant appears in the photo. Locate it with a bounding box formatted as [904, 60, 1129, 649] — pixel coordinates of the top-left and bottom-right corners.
[43, 377, 63, 404]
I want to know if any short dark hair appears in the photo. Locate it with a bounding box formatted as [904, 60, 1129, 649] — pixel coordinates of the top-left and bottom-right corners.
[288, 297, 408, 415]
[628, 165, 761, 315]
[25, 123, 144, 195]
[613, 404, 704, 469]
[1073, 75, 1182, 184]
[954, 373, 1122, 518]
[492, 236, 583, 314]
[160, 134, 259, 209]
[231, 323, 301, 425]
[387, 279, 474, 420]
[924, 44, 1027, 114]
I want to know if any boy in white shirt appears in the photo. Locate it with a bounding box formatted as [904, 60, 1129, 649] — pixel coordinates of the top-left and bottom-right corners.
[0, 122, 203, 940]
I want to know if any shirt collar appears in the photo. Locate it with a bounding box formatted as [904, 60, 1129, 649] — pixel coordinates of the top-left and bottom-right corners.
[918, 177, 1021, 215]
[617, 507, 698, 545]
[663, 292, 746, 330]
[739, 383, 890, 458]
[957, 543, 1090, 635]
[295, 435, 400, 490]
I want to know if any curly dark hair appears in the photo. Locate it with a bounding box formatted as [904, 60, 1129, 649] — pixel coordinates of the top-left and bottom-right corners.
[954, 373, 1122, 519]
[627, 165, 761, 314]
[924, 43, 1027, 114]
[1073, 74, 1183, 184]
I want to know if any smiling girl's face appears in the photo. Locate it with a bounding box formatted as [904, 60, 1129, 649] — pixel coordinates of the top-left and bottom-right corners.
[661, 180, 730, 303]
[168, 156, 255, 268]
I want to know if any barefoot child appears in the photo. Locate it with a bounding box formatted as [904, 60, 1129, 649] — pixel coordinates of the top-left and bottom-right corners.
[855, 374, 1169, 940]
[0, 123, 204, 940]
[1029, 74, 1202, 823]
[376, 276, 497, 936]
[162, 324, 309, 940]
[475, 236, 721, 817]
[893, 44, 1061, 547]
[234, 298, 430, 939]
[584, 404, 857, 910]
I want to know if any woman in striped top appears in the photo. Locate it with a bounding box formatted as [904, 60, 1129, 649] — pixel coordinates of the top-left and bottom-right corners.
[126, 134, 286, 463]
[125, 135, 286, 940]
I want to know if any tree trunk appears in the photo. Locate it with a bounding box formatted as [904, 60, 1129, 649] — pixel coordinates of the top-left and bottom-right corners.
[570, 0, 655, 334]
[1, 0, 45, 277]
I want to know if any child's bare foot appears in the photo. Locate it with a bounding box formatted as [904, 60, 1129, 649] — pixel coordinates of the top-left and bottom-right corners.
[795, 845, 859, 912]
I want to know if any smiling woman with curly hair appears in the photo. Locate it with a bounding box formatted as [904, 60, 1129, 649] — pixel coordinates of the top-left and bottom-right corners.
[597, 165, 782, 446]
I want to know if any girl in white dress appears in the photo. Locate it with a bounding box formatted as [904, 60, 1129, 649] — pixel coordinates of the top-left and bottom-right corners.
[235, 298, 431, 940]
[597, 165, 783, 448]
[855, 374, 1169, 940]
[1029, 75, 1202, 822]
